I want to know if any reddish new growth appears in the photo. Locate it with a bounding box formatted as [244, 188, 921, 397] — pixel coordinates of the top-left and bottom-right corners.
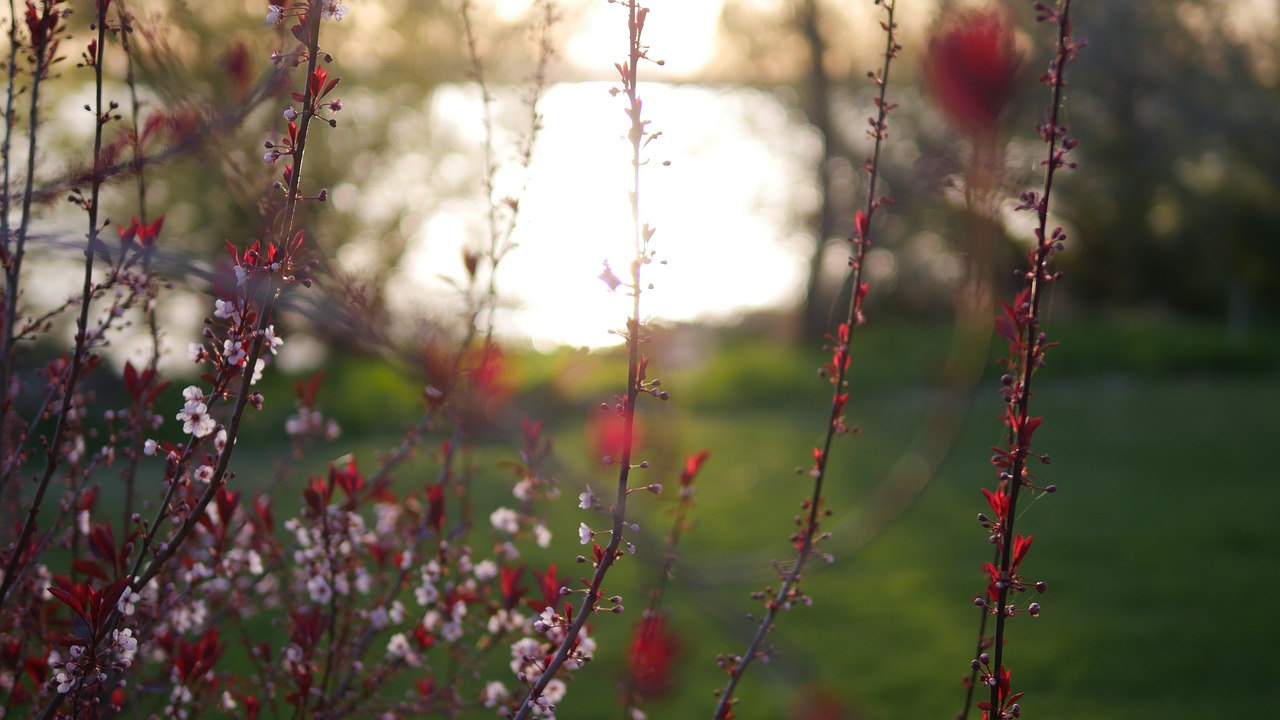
[962, 3, 1083, 719]
[923, 8, 1024, 139]
[680, 449, 709, 489]
[712, 3, 900, 718]
[980, 534, 1039, 604]
[976, 665, 1022, 720]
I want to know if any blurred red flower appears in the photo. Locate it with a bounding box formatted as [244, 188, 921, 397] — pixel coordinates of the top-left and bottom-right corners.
[589, 410, 642, 462]
[923, 9, 1023, 138]
[628, 614, 680, 696]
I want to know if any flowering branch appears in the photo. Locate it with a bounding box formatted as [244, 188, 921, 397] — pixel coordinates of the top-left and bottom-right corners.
[710, 2, 898, 717]
[510, 2, 661, 717]
[22, 7, 341, 715]
[965, 3, 1083, 719]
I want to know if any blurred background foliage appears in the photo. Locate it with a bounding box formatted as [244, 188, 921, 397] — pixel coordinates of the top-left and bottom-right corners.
[39, 0, 1274, 357]
[713, 0, 1280, 332]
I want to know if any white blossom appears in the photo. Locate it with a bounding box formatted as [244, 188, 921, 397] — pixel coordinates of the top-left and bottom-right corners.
[422, 610, 442, 632]
[474, 559, 498, 582]
[264, 325, 284, 355]
[414, 578, 438, 606]
[306, 575, 333, 604]
[385, 633, 416, 665]
[188, 342, 207, 364]
[321, 1, 348, 21]
[489, 507, 519, 535]
[117, 588, 141, 616]
[245, 549, 264, 575]
[176, 399, 216, 438]
[513, 477, 533, 501]
[481, 681, 509, 708]
[214, 298, 239, 321]
[112, 628, 138, 666]
[543, 678, 567, 705]
[509, 637, 543, 679]
[223, 339, 246, 366]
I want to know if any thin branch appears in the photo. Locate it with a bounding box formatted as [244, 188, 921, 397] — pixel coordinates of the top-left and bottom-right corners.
[711, 2, 899, 717]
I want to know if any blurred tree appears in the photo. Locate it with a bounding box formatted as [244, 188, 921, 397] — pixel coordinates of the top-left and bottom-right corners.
[88, 1, 556, 355]
[715, 0, 1280, 329]
[794, 0, 852, 339]
[1056, 0, 1280, 321]
[717, 0, 878, 338]
[715, 0, 1011, 335]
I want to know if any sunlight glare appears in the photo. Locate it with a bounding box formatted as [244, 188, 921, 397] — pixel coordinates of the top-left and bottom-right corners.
[563, 0, 728, 79]
[407, 81, 817, 349]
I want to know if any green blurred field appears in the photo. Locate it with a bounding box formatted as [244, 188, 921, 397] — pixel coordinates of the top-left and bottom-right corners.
[235, 318, 1279, 719]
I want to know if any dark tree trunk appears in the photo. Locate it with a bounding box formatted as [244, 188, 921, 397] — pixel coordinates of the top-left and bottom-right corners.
[796, 0, 851, 341]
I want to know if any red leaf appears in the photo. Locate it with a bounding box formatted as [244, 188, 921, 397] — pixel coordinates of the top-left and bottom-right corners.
[983, 487, 1009, 521]
[994, 314, 1018, 343]
[1012, 534, 1034, 571]
[72, 560, 109, 581]
[255, 495, 274, 533]
[426, 483, 445, 533]
[680, 450, 710, 487]
[87, 524, 115, 564]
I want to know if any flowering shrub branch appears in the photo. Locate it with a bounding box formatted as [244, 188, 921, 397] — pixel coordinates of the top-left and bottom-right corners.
[510, 1, 666, 717]
[963, 3, 1083, 719]
[709, 2, 899, 717]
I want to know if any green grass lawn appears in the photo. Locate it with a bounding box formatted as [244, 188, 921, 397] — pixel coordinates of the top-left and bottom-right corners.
[497, 320, 1280, 719]
[125, 319, 1280, 719]
[633, 374, 1280, 720]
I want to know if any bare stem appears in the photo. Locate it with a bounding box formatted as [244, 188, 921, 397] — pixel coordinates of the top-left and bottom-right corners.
[0, 0, 21, 424]
[0, 1, 57, 493]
